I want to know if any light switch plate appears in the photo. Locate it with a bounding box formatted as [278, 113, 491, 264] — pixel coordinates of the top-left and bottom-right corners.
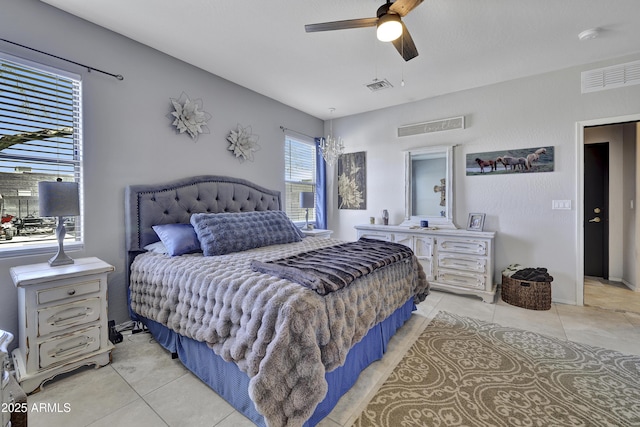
[552, 200, 571, 210]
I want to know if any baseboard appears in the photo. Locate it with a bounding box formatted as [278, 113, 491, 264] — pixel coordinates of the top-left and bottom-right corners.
[609, 277, 637, 291]
[622, 279, 637, 291]
[551, 297, 577, 306]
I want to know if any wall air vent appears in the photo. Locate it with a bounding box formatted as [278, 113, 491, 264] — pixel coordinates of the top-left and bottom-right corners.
[397, 116, 465, 137]
[581, 60, 640, 93]
[365, 78, 393, 92]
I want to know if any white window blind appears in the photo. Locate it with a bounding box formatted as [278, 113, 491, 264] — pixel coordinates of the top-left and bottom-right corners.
[0, 53, 83, 255]
[284, 136, 316, 223]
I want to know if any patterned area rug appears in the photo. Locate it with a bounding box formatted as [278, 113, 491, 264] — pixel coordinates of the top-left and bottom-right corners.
[352, 311, 640, 427]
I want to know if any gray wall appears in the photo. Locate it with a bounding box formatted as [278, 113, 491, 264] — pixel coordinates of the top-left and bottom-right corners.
[326, 57, 640, 305]
[0, 0, 323, 348]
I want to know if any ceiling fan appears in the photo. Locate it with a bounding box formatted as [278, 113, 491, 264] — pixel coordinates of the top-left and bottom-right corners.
[305, 0, 424, 61]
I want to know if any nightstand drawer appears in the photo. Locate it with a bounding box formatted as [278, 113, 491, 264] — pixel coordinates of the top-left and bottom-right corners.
[301, 229, 333, 238]
[37, 279, 101, 305]
[39, 326, 101, 369]
[38, 297, 101, 336]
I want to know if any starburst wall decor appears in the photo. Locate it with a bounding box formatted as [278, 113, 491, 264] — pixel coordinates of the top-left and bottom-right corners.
[168, 92, 211, 141]
[227, 124, 260, 162]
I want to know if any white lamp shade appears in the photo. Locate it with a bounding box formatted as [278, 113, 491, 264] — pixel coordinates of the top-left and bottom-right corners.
[377, 14, 403, 42]
[39, 181, 80, 217]
[300, 192, 315, 209]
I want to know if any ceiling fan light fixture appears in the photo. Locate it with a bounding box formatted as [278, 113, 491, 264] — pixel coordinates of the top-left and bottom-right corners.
[578, 28, 600, 41]
[377, 14, 402, 42]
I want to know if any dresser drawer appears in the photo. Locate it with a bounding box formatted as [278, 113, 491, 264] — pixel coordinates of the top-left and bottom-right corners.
[436, 269, 486, 290]
[438, 253, 486, 273]
[39, 326, 101, 369]
[37, 279, 101, 305]
[358, 231, 392, 241]
[38, 297, 101, 336]
[413, 236, 434, 258]
[437, 238, 487, 255]
[393, 233, 413, 248]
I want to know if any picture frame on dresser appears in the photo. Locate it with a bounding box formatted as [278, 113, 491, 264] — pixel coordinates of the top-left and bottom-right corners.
[467, 213, 486, 231]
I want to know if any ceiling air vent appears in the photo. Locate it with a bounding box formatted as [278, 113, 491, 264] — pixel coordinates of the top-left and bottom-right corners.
[398, 116, 465, 137]
[365, 78, 393, 92]
[581, 60, 640, 93]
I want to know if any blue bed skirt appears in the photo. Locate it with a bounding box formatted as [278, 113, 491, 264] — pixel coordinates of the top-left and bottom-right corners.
[139, 298, 416, 426]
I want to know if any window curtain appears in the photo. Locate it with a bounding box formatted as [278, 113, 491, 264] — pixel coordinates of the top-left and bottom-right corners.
[315, 138, 327, 230]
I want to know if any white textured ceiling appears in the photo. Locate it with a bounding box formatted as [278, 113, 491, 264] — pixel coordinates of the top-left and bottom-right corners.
[40, 0, 640, 120]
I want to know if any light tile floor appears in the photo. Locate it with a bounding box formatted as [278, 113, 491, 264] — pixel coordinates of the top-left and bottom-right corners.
[23, 290, 640, 427]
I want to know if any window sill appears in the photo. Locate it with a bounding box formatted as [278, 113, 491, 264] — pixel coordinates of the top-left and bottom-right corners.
[0, 241, 84, 260]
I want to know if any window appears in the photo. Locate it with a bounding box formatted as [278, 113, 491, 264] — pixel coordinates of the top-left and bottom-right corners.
[0, 53, 83, 256]
[284, 136, 316, 224]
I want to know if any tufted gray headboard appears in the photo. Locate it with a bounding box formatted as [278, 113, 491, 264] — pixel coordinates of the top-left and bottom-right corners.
[125, 175, 281, 253]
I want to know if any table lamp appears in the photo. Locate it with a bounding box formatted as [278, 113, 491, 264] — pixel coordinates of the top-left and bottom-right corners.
[39, 178, 80, 266]
[299, 192, 314, 230]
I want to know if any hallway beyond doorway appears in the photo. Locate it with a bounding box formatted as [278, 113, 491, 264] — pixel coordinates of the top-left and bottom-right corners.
[585, 276, 640, 314]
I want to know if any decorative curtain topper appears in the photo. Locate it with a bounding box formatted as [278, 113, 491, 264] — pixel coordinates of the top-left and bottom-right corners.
[227, 124, 260, 162]
[169, 92, 211, 140]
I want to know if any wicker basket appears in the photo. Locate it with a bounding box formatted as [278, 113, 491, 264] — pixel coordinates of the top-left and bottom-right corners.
[501, 274, 551, 310]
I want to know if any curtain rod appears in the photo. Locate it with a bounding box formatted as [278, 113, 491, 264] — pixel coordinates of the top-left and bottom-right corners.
[0, 38, 124, 81]
[279, 126, 316, 140]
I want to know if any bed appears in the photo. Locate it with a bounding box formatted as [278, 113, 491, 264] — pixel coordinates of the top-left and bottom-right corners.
[125, 175, 429, 427]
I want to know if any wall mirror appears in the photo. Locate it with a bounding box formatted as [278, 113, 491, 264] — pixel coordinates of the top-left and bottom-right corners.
[402, 145, 455, 228]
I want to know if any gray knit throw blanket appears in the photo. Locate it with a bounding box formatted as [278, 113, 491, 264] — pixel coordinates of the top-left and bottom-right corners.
[250, 238, 415, 295]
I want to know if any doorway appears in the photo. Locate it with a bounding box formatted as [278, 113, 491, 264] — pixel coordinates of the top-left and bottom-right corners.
[577, 115, 639, 310]
[583, 142, 608, 278]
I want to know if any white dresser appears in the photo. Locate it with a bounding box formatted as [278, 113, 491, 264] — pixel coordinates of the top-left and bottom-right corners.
[355, 224, 496, 303]
[11, 257, 115, 393]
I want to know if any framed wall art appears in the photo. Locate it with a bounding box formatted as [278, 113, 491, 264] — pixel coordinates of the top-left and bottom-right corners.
[338, 151, 366, 210]
[466, 146, 554, 175]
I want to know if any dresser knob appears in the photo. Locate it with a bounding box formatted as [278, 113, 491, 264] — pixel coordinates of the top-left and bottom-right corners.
[68, 289, 76, 295]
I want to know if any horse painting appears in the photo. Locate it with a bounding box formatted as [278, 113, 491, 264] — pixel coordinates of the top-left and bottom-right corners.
[467, 146, 554, 176]
[497, 156, 529, 170]
[475, 158, 496, 173]
[526, 147, 547, 169]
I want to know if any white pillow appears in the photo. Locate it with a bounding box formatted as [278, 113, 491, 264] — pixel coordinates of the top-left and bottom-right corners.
[143, 240, 168, 254]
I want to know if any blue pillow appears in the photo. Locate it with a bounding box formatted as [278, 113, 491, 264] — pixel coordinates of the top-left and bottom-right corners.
[190, 211, 303, 256]
[151, 223, 201, 256]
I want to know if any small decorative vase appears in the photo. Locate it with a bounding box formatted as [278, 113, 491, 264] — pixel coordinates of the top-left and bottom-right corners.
[382, 209, 389, 225]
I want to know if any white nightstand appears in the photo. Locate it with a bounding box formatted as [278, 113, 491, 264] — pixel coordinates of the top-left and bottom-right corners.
[11, 257, 115, 394]
[301, 228, 333, 239]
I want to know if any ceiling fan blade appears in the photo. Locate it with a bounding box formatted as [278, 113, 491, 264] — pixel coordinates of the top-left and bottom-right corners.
[305, 17, 378, 33]
[389, 0, 424, 17]
[392, 23, 419, 61]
